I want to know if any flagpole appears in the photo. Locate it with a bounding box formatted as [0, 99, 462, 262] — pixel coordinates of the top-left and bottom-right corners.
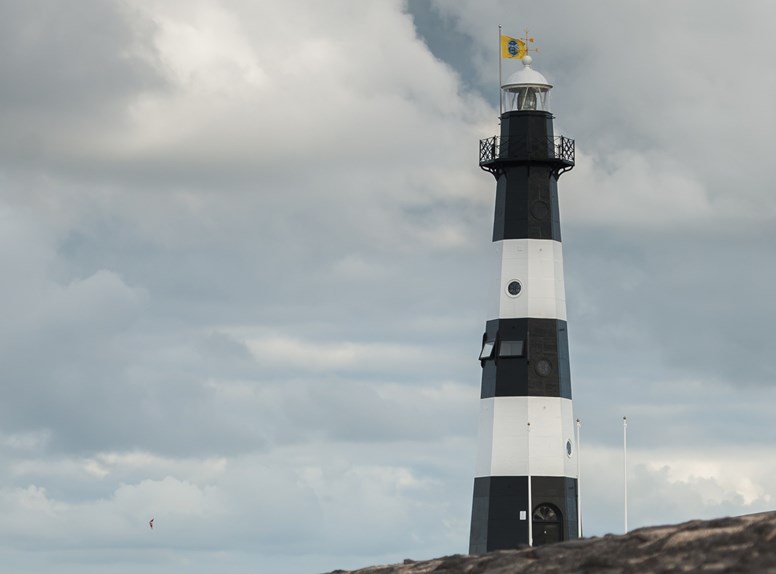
[527, 421, 532, 546]
[498, 25, 503, 116]
[623, 416, 628, 534]
[576, 418, 582, 537]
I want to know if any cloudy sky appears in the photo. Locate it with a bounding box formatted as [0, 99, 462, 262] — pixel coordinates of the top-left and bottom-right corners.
[2, 1, 776, 572]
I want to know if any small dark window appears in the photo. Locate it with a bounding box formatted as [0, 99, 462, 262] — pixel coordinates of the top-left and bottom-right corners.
[507, 280, 522, 296]
[499, 340, 524, 357]
[535, 359, 552, 376]
[479, 341, 495, 360]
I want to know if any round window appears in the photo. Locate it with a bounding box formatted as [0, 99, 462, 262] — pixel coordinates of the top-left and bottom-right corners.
[535, 359, 552, 377]
[506, 280, 522, 297]
[531, 200, 550, 220]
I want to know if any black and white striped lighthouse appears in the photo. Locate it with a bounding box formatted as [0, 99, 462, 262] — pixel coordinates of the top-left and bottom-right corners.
[469, 53, 578, 553]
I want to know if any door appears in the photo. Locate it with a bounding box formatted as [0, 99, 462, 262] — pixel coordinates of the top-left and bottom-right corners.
[532, 504, 563, 546]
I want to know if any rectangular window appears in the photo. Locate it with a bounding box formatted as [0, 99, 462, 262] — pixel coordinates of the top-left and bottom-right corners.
[499, 340, 525, 357]
[479, 341, 495, 360]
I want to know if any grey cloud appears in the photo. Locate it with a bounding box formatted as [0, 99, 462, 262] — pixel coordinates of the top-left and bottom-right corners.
[0, 0, 166, 169]
[2, 1, 775, 572]
[0, 1, 162, 108]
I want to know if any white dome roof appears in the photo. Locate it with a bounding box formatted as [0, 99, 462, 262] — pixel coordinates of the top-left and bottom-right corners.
[502, 57, 552, 89]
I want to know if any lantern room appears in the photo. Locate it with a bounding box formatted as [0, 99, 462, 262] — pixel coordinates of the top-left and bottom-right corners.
[501, 55, 552, 112]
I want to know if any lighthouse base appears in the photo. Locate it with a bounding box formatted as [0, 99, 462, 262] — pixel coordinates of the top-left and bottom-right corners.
[469, 476, 578, 554]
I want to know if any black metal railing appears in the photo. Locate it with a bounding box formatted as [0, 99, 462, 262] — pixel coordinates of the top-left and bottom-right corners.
[479, 135, 575, 166]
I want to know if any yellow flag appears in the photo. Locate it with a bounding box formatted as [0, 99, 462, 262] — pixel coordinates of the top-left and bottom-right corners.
[501, 35, 526, 59]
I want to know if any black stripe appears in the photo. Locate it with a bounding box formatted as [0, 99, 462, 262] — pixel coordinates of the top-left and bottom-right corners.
[492, 166, 561, 242]
[491, 111, 562, 242]
[469, 476, 578, 553]
[480, 318, 571, 399]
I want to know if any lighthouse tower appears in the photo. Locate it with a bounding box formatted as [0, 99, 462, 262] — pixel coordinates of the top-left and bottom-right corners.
[469, 54, 578, 553]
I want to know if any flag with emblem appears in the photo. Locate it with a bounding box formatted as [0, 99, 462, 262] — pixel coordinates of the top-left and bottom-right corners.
[500, 35, 526, 59]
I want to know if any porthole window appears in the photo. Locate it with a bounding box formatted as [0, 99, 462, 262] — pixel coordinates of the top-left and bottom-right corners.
[506, 280, 522, 297]
[531, 200, 550, 220]
[535, 359, 552, 377]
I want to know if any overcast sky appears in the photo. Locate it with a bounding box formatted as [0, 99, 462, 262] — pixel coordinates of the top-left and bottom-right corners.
[1, 1, 776, 572]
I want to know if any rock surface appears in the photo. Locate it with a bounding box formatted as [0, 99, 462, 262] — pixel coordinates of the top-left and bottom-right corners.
[325, 511, 776, 574]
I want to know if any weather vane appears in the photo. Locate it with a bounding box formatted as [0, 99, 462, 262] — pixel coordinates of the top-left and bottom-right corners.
[521, 30, 539, 55]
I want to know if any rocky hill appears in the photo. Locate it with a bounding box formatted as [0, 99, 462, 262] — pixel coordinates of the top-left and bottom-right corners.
[326, 511, 776, 574]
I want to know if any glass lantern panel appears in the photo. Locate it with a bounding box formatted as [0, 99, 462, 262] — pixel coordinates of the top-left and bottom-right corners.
[502, 86, 550, 112]
[518, 87, 538, 110]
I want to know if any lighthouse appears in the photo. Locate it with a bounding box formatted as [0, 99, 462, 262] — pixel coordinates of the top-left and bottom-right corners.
[469, 53, 578, 553]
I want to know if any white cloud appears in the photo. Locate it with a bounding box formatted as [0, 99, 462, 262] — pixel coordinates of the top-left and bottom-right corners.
[42, 0, 491, 187]
[0, 441, 473, 571]
[563, 149, 713, 228]
[240, 332, 446, 373]
[580, 443, 776, 536]
[0, 430, 51, 451]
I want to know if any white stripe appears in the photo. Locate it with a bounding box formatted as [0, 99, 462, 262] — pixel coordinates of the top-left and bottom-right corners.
[487, 239, 567, 321]
[475, 396, 577, 478]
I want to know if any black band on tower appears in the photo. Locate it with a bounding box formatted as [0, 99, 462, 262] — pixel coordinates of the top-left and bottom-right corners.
[470, 476, 579, 554]
[493, 167, 561, 242]
[479, 318, 571, 399]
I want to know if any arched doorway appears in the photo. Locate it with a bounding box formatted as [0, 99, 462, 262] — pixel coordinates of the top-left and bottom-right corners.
[532, 504, 563, 546]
